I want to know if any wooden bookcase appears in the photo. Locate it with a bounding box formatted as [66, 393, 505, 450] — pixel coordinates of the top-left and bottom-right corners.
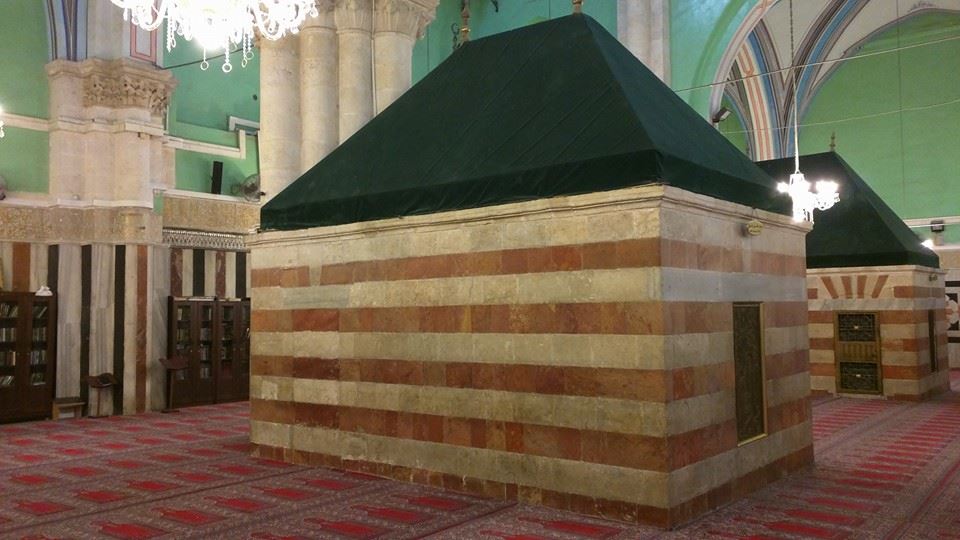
[167, 297, 250, 408]
[0, 292, 57, 423]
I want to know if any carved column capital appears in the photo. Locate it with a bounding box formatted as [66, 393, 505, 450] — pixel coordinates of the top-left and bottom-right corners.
[335, 0, 373, 33]
[374, 0, 439, 39]
[303, 0, 337, 30]
[67, 58, 178, 117]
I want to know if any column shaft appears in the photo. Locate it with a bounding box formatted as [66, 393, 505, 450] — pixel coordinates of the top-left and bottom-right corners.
[259, 37, 302, 201]
[373, 33, 414, 113]
[300, 3, 339, 171]
[617, 0, 670, 83]
[336, 0, 374, 143]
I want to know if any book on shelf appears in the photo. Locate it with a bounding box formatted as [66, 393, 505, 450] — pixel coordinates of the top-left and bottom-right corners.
[0, 303, 18, 318]
[30, 351, 45, 365]
[0, 327, 15, 342]
[0, 375, 13, 387]
[32, 305, 48, 319]
[30, 372, 45, 385]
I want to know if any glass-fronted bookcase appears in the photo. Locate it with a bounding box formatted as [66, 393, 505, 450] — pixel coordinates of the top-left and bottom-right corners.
[0, 292, 56, 423]
[167, 297, 250, 408]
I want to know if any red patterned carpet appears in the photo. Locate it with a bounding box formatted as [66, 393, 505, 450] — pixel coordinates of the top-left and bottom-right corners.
[2, 392, 960, 539]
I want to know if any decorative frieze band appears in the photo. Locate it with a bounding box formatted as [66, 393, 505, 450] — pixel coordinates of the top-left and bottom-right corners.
[163, 228, 247, 251]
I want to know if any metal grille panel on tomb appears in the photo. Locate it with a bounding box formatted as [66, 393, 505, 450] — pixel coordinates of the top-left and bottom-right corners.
[835, 312, 882, 394]
[733, 303, 765, 443]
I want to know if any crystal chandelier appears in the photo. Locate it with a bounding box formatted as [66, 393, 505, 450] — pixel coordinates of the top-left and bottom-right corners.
[777, 0, 838, 224]
[777, 171, 838, 223]
[110, 0, 319, 72]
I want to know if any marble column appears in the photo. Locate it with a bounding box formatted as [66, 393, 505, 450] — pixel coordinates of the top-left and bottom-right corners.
[300, 1, 339, 171]
[617, 0, 670, 84]
[336, 0, 374, 143]
[46, 58, 175, 204]
[373, 0, 435, 114]
[259, 37, 302, 200]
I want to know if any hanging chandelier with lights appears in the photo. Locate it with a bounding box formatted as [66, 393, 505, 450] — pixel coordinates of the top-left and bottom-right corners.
[777, 0, 839, 224]
[110, 0, 319, 72]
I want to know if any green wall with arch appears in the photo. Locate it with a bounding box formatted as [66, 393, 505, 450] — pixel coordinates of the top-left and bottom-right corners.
[798, 12, 960, 228]
[670, 0, 756, 116]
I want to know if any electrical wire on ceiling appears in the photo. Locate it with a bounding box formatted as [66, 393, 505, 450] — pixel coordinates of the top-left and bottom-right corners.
[717, 95, 960, 136]
[671, 30, 960, 94]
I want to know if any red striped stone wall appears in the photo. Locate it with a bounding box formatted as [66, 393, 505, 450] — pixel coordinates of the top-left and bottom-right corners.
[808, 267, 950, 400]
[247, 185, 813, 528]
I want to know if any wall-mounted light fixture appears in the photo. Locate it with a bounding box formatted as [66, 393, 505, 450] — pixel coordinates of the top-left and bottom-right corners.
[929, 219, 946, 246]
[711, 106, 731, 124]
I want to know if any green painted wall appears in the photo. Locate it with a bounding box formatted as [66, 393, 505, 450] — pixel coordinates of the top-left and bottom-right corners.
[174, 134, 260, 195]
[670, 0, 754, 116]
[0, 0, 50, 119]
[799, 12, 960, 222]
[0, 0, 50, 194]
[164, 38, 261, 193]
[0, 128, 49, 194]
[413, 0, 617, 82]
[718, 95, 749, 157]
[165, 39, 260, 134]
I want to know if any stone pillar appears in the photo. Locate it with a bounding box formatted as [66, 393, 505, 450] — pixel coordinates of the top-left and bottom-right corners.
[336, 0, 374, 143]
[300, 1, 339, 171]
[373, 0, 436, 114]
[46, 58, 176, 203]
[259, 37, 302, 201]
[617, 0, 670, 84]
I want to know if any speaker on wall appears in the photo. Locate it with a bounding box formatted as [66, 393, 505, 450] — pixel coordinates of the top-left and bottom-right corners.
[211, 161, 224, 195]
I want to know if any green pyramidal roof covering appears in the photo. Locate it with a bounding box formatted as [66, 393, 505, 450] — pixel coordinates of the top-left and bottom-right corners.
[261, 14, 787, 231]
[756, 152, 938, 269]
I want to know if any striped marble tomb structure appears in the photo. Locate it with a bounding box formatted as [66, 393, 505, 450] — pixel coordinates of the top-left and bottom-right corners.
[808, 267, 948, 400]
[249, 15, 814, 527]
[248, 186, 813, 527]
[759, 153, 949, 401]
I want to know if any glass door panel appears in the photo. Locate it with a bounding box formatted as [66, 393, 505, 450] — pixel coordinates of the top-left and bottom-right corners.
[199, 304, 213, 380]
[220, 305, 235, 380]
[0, 300, 18, 389]
[29, 300, 49, 386]
[173, 303, 192, 382]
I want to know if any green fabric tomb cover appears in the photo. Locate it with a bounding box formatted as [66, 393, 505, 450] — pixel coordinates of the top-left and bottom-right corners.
[756, 152, 938, 269]
[261, 14, 787, 231]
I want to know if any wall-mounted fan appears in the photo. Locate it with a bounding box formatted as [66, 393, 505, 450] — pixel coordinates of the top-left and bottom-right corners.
[231, 173, 264, 202]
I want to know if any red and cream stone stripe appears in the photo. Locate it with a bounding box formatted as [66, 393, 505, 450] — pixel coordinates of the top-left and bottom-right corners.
[247, 185, 813, 527]
[807, 266, 950, 400]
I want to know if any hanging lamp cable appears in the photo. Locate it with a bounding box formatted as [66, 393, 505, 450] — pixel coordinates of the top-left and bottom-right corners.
[790, 0, 801, 172]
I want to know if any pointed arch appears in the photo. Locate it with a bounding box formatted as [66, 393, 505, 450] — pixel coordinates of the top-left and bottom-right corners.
[46, 0, 87, 61]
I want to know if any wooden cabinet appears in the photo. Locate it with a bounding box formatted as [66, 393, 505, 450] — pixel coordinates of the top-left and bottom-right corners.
[0, 292, 57, 423]
[168, 297, 249, 408]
